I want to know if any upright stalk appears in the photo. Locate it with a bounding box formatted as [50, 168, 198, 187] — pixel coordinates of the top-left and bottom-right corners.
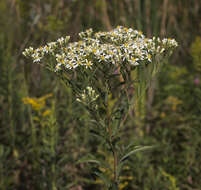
[8, 66, 15, 149]
[112, 148, 118, 188]
[107, 93, 119, 189]
[108, 122, 118, 189]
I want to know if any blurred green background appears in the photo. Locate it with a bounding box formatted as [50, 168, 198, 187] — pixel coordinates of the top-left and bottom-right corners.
[0, 0, 201, 189]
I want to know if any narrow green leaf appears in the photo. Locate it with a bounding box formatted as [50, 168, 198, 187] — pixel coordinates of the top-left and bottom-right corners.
[117, 162, 124, 178]
[78, 159, 101, 164]
[120, 145, 154, 163]
[77, 155, 101, 165]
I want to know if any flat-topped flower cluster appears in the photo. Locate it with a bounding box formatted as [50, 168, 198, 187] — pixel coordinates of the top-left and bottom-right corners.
[23, 26, 178, 72]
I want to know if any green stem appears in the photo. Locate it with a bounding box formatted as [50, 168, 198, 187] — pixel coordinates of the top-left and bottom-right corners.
[113, 149, 118, 187]
[8, 64, 15, 149]
[107, 110, 118, 189]
[105, 83, 119, 189]
[50, 97, 57, 190]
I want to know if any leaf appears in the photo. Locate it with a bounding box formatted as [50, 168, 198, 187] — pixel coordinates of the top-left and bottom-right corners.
[78, 159, 100, 165]
[58, 155, 70, 165]
[64, 182, 76, 189]
[117, 161, 124, 178]
[89, 119, 102, 127]
[76, 155, 101, 165]
[107, 73, 121, 79]
[120, 145, 155, 163]
[89, 129, 104, 140]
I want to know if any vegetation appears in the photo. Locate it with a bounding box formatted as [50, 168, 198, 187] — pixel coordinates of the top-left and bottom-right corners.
[0, 0, 200, 189]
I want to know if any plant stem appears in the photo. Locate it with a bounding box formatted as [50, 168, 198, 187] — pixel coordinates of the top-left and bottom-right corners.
[8, 64, 15, 149]
[107, 116, 118, 189]
[105, 84, 119, 189]
[113, 148, 118, 187]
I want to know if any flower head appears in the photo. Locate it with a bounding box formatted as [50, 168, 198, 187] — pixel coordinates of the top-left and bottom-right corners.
[23, 26, 178, 72]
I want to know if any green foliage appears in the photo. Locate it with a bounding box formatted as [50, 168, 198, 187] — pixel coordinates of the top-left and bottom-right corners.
[22, 23, 177, 190]
[0, 0, 201, 189]
[191, 36, 201, 72]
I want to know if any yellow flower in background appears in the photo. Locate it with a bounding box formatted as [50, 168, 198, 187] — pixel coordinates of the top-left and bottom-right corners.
[168, 66, 187, 80]
[166, 96, 182, 111]
[94, 149, 133, 189]
[22, 93, 53, 112]
[42, 110, 51, 117]
[191, 36, 201, 72]
[119, 181, 128, 190]
[160, 112, 166, 119]
[37, 93, 53, 102]
[161, 169, 179, 190]
[13, 149, 19, 159]
[22, 97, 44, 111]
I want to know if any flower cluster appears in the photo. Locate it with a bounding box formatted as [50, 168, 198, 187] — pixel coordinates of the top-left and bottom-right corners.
[22, 94, 53, 112]
[76, 86, 99, 105]
[23, 36, 70, 63]
[23, 26, 178, 71]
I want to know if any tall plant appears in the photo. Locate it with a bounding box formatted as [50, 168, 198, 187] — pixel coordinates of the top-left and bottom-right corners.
[23, 26, 177, 189]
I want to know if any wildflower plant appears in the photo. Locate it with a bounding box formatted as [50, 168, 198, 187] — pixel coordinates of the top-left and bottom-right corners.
[23, 26, 178, 189]
[22, 94, 58, 189]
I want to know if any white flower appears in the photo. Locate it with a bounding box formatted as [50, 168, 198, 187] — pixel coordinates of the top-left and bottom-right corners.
[48, 42, 57, 48]
[65, 36, 70, 44]
[147, 54, 152, 62]
[85, 59, 93, 69]
[43, 45, 49, 53]
[22, 47, 34, 57]
[23, 26, 178, 72]
[76, 86, 99, 104]
[130, 57, 139, 65]
[57, 37, 65, 45]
